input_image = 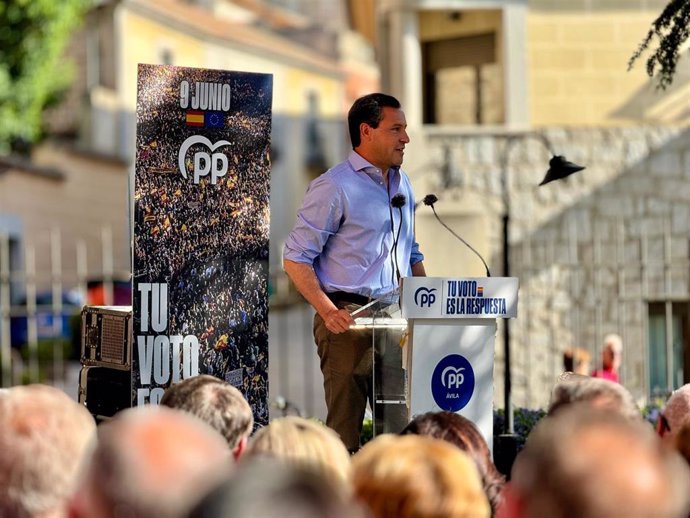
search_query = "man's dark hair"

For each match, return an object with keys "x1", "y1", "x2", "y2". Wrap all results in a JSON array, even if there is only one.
[
  {"x1": 160, "y1": 374, "x2": 253, "y2": 449},
  {"x1": 348, "y1": 93, "x2": 401, "y2": 148}
]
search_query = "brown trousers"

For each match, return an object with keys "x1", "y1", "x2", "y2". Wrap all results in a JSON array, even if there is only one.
[
  {"x1": 313, "y1": 302, "x2": 406, "y2": 451},
  {"x1": 314, "y1": 303, "x2": 373, "y2": 451}
]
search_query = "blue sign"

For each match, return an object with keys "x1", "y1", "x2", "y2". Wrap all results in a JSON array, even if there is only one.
[{"x1": 431, "y1": 354, "x2": 475, "y2": 411}]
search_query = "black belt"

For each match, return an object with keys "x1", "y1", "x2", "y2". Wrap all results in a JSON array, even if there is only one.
[{"x1": 326, "y1": 291, "x2": 370, "y2": 306}]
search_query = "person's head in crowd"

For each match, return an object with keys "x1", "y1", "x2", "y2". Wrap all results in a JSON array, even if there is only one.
[
  {"x1": 401, "y1": 411, "x2": 504, "y2": 517},
  {"x1": 605, "y1": 332, "x2": 623, "y2": 371},
  {"x1": 562, "y1": 346, "x2": 591, "y2": 375},
  {"x1": 189, "y1": 457, "x2": 364, "y2": 518},
  {"x1": 548, "y1": 375, "x2": 640, "y2": 420},
  {"x1": 160, "y1": 374, "x2": 253, "y2": 459},
  {"x1": 504, "y1": 405, "x2": 690, "y2": 518},
  {"x1": 0, "y1": 384, "x2": 96, "y2": 518},
  {"x1": 243, "y1": 416, "x2": 351, "y2": 488},
  {"x1": 592, "y1": 333, "x2": 623, "y2": 382},
  {"x1": 657, "y1": 383, "x2": 690, "y2": 444},
  {"x1": 68, "y1": 406, "x2": 232, "y2": 518},
  {"x1": 352, "y1": 434, "x2": 490, "y2": 518}
]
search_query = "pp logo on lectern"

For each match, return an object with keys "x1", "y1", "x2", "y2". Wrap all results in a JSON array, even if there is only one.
[
  {"x1": 414, "y1": 287, "x2": 437, "y2": 308},
  {"x1": 431, "y1": 354, "x2": 475, "y2": 411}
]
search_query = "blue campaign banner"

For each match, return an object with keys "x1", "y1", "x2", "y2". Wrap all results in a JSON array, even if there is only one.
[{"x1": 133, "y1": 64, "x2": 272, "y2": 428}]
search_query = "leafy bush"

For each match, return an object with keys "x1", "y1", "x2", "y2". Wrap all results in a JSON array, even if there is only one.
[
  {"x1": 493, "y1": 407, "x2": 547, "y2": 452},
  {"x1": 641, "y1": 396, "x2": 666, "y2": 428},
  {"x1": 360, "y1": 417, "x2": 373, "y2": 445}
]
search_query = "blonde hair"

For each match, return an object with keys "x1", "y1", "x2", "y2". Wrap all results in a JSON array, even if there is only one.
[
  {"x1": 563, "y1": 347, "x2": 591, "y2": 374},
  {"x1": 351, "y1": 434, "x2": 490, "y2": 518},
  {"x1": 244, "y1": 416, "x2": 352, "y2": 487}
]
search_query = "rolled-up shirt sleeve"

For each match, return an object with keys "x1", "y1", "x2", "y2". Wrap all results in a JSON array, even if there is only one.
[
  {"x1": 406, "y1": 190, "x2": 424, "y2": 266},
  {"x1": 283, "y1": 175, "x2": 342, "y2": 265},
  {"x1": 410, "y1": 240, "x2": 424, "y2": 266}
]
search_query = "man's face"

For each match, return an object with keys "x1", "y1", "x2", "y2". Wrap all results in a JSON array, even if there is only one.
[{"x1": 365, "y1": 106, "x2": 410, "y2": 170}]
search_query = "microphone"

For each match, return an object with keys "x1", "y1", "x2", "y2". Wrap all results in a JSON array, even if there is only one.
[
  {"x1": 389, "y1": 193, "x2": 407, "y2": 284},
  {"x1": 423, "y1": 194, "x2": 492, "y2": 277},
  {"x1": 391, "y1": 193, "x2": 407, "y2": 209},
  {"x1": 422, "y1": 194, "x2": 438, "y2": 206}
]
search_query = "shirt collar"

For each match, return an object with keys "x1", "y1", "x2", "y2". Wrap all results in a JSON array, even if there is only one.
[{"x1": 347, "y1": 150, "x2": 400, "y2": 178}]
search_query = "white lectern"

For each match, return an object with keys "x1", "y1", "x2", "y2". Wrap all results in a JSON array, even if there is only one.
[{"x1": 399, "y1": 277, "x2": 519, "y2": 450}]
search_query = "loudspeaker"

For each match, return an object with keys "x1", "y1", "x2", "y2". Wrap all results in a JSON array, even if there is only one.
[
  {"x1": 78, "y1": 366, "x2": 131, "y2": 421},
  {"x1": 81, "y1": 305, "x2": 132, "y2": 370},
  {"x1": 80, "y1": 305, "x2": 133, "y2": 421}
]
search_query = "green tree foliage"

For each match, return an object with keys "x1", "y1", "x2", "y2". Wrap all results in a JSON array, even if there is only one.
[
  {"x1": 0, "y1": 0, "x2": 89, "y2": 154},
  {"x1": 629, "y1": 0, "x2": 690, "y2": 90}
]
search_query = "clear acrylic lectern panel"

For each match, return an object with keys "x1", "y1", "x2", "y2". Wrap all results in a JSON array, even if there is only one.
[{"x1": 351, "y1": 291, "x2": 408, "y2": 437}]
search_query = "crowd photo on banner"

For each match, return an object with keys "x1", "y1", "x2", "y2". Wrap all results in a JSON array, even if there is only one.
[{"x1": 133, "y1": 65, "x2": 272, "y2": 426}]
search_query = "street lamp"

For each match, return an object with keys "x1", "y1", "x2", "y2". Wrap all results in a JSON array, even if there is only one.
[{"x1": 496, "y1": 133, "x2": 584, "y2": 473}]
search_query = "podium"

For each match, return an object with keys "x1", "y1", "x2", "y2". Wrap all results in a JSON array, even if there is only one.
[
  {"x1": 350, "y1": 291, "x2": 409, "y2": 437},
  {"x1": 354, "y1": 277, "x2": 518, "y2": 448}
]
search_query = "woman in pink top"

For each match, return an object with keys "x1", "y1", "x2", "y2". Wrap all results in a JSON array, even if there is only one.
[{"x1": 592, "y1": 333, "x2": 622, "y2": 383}]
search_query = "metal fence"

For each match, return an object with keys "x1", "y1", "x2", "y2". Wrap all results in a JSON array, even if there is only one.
[{"x1": 0, "y1": 228, "x2": 126, "y2": 390}]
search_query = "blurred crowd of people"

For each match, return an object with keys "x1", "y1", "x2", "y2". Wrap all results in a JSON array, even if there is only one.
[{"x1": 2, "y1": 371, "x2": 690, "y2": 518}]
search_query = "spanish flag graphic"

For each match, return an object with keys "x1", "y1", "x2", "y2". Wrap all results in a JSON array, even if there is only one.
[{"x1": 185, "y1": 110, "x2": 204, "y2": 127}]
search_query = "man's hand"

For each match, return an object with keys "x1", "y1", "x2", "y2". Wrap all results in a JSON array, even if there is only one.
[
  {"x1": 322, "y1": 307, "x2": 355, "y2": 334},
  {"x1": 282, "y1": 260, "x2": 357, "y2": 333}
]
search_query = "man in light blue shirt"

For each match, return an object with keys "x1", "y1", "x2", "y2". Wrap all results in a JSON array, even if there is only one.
[{"x1": 283, "y1": 93, "x2": 426, "y2": 450}]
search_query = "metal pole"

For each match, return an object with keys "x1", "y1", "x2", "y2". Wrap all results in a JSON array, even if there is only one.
[
  {"x1": 502, "y1": 213, "x2": 513, "y2": 434},
  {"x1": 0, "y1": 233, "x2": 11, "y2": 387},
  {"x1": 499, "y1": 136, "x2": 515, "y2": 437},
  {"x1": 495, "y1": 145, "x2": 519, "y2": 479}
]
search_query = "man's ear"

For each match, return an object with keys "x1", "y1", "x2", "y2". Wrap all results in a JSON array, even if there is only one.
[
  {"x1": 232, "y1": 435, "x2": 248, "y2": 460},
  {"x1": 360, "y1": 122, "x2": 372, "y2": 143}
]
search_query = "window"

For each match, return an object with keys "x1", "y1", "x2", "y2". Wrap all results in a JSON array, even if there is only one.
[
  {"x1": 423, "y1": 32, "x2": 502, "y2": 125},
  {"x1": 648, "y1": 302, "x2": 689, "y2": 397},
  {"x1": 415, "y1": 6, "x2": 528, "y2": 127}
]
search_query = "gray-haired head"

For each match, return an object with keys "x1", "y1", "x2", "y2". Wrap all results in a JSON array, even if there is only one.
[{"x1": 548, "y1": 376, "x2": 639, "y2": 420}]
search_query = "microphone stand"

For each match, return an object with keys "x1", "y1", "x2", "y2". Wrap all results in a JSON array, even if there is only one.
[{"x1": 426, "y1": 200, "x2": 491, "y2": 277}]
